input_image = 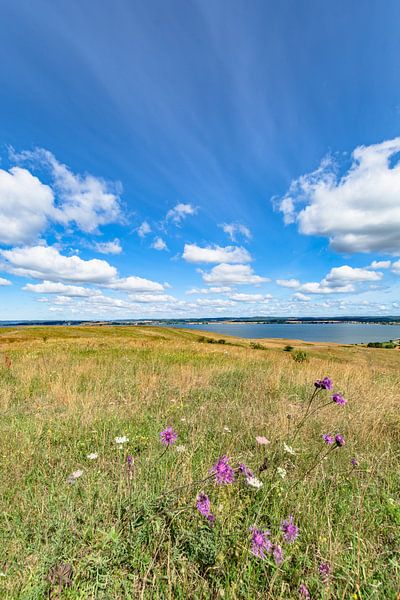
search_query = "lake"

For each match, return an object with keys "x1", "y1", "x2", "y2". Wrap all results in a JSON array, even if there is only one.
[{"x1": 170, "y1": 322, "x2": 400, "y2": 344}]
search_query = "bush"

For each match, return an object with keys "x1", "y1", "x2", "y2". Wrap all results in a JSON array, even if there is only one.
[
  {"x1": 250, "y1": 342, "x2": 265, "y2": 350},
  {"x1": 367, "y1": 341, "x2": 396, "y2": 349},
  {"x1": 283, "y1": 345, "x2": 294, "y2": 352},
  {"x1": 292, "y1": 350, "x2": 308, "y2": 363}
]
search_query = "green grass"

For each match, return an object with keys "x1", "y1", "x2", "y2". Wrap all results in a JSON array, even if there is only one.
[{"x1": 0, "y1": 326, "x2": 399, "y2": 599}]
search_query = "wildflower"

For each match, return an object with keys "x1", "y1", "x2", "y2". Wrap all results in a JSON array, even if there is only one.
[
  {"x1": 277, "y1": 467, "x2": 287, "y2": 479},
  {"x1": 196, "y1": 492, "x2": 211, "y2": 516},
  {"x1": 115, "y1": 436, "x2": 129, "y2": 445},
  {"x1": 322, "y1": 434, "x2": 334, "y2": 445},
  {"x1": 299, "y1": 584, "x2": 310, "y2": 598},
  {"x1": 281, "y1": 515, "x2": 299, "y2": 543},
  {"x1": 351, "y1": 457, "x2": 358, "y2": 467},
  {"x1": 223, "y1": 426, "x2": 231, "y2": 433},
  {"x1": 87, "y1": 453, "x2": 98, "y2": 460},
  {"x1": 127, "y1": 455, "x2": 134, "y2": 467},
  {"x1": 272, "y1": 543, "x2": 284, "y2": 566},
  {"x1": 210, "y1": 455, "x2": 235, "y2": 485},
  {"x1": 314, "y1": 377, "x2": 333, "y2": 390},
  {"x1": 284, "y1": 442, "x2": 296, "y2": 455},
  {"x1": 319, "y1": 561, "x2": 331, "y2": 583},
  {"x1": 246, "y1": 476, "x2": 263, "y2": 489},
  {"x1": 239, "y1": 463, "x2": 254, "y2": 479},
  {"x1": 332, "y1": 393, "x2": 347, "y2": 406},
  {"x1": 256, "y1": 436, "x2": 270, "y2": 445},
  {"x1": 67, "y1": 469, "x2": 83, "y2": 484},
  {"x1": 250, "y1": 526, "x2": 272, "y2": 559},
  {"x1": 160, "y1": 426, "x2": 178, "y2": 446},
  {"x1": 175, "y1": 444, "x2": 186, "y2": 453},
  {"x1": 335, "y1": 434, "x2": 345, "y2": 447}
]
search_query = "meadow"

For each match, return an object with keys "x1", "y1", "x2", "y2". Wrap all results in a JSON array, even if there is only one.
[{"x1": 0, "y1": 325, "x2": 399, "y2": 599}]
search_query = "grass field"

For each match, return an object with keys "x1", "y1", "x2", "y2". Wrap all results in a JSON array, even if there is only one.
[{"x1": 0, "y1": 326, "x2": 399, "y2": 599}]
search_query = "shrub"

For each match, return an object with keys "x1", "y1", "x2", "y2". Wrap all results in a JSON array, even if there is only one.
[
  {"x1": 283, "y1": 345, "x2": 294, "y2": 352},
  {"x1": 250, "y1": 342, "x2": 265, "y2": 350},
  {"x1": 292, "y1": 350, "x2": 308, "y2": 363}
]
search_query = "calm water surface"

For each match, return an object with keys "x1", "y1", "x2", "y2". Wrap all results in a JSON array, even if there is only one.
[{"x1": 170, "y1": 323, "x2": 400, "y2": 344}]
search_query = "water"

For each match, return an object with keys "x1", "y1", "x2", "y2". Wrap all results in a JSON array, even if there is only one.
[{"x1": 170, "y1": 322, "x2": 400, "y2": 344}]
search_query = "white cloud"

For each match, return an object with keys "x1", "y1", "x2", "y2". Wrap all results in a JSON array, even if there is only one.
[
  {"x1": 1, "y1": 245, "x2": 117, "y2": 283},
  {"x1": 0, "y1": 167, "x2": 55, "y2": 245},
  {"x1": 105, "y1": 276, "x2": 165, "y2": 292},
  {"x1": 392, "y1": 259, "x2": 400, "y2": 274},
  {"x1": 276, "y1": 138, "x2": 400, "y2": 253},
  {"x1": 166, "y1": 203, "x2": 197, "y2": 224},
  {"x1": 276, "y1": 278, "x2": 300, "y2": 289},
  {"x1": 128, "y1": 293, "x2": 175, "y2": 303},
  {"x1": 279, "y1": 265, "x2": 383, "y2": 295},
  {"x1": 14, "y1": 148, "x2": 122, "y2": 234},
  {"x1": 23, "y1": 281, "x2": 101, "y2": 297},
  {"x1": 220, "y1": 222, "x2": 251, "y2": 242},
  {"x1": 369, "y1": 260, "x2": 391, "y2": 269},
  {"x1": 293, "y1": 292, "x2": 311, "y2": 302},
  {"x1": 152, "y1": 237, "x2": 168, "y2": 251},
  {"x1": 183, "y1": 243, "x2": 251, "y2": 264},
  {"x1": 0, "y1": 277, "x2": 11, "y2": 286},
  {"x1": 201, "y1": 263, "x2": 269, "y2": 285},
  {"x1": 229, "y1": 293, "x2": 271, "y2": 302},
  {"x1": 93, "y1": 239, "x2": 122, "y2": 255},
  {"x1": 137, "y1": 221, "x2": 151, "y2": 237},
  {"x1": 186, "y1": 286, "x2": 233, "y2": 295}
]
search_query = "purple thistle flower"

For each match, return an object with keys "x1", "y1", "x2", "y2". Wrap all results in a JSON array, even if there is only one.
[
  {"x1": 127, "y1": 455, "x2": 134, "y2": 467},
  {"x1": 319, "y1": 561, "x2": 331, "y2": 583},
  {"x1": 196, "y1": 492, "x2": 211, "y2": 517},
  {"x1": 272, "y1": 543, "x2": 284, "y2": 566},
  {"x1": 332, "y1": 393, "x2": 346, "y2": 406},
  {"x1": 160, "y1": 426, "x2": 178, "y2": 446},
  {"x1": 207, "y1": 514, "x2": 216, "y2": 525},
  {"x1": 351, "y1": 457, "x2": 358, "y2": 467},
  {"x1": 280, "y1": 515, "x2": 299, "y2": 543},
  {"x1": 335, "y1": 434, "x2": 345, "y2": 447},
  {"x1": 322, "y1": 434, "x2": 334, "y2": 445},
  {"x1": 299, "y1": 584, "x2": 310, "y2": 599},
  {"x1": 314, "y1": 377, "x2": 333, "y2": 390},
  {"x1": 250, "y1": 526, "x2": 272, "y2": 559},
  {"x1": 210, "y1": 455, "x2": 235, "y2": 485},
  {"x1": 239, "y1": 463, "x2": 254, "y2": 479}
]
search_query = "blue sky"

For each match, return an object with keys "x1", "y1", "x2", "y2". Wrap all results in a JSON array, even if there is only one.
[{"x1": 1, "y1": 0, "x2": 400, "y2": 320}]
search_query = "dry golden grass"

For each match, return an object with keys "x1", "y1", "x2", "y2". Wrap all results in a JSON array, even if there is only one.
[{"x1": 0, "y1": 326, "x2": 399, "y2": 598}]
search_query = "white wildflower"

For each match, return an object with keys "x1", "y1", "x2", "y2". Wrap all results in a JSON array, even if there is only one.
[
  {"x1": 246, "y1": 476, "x2": 263, "y2": 489},
  {"x1": 283, "y1": 443, "x2": 296, "y2": 455},
  {"x1": 277, "y1": 467, "x2": 287, "y2": 479},
  {"x1": 175, "y1": 445, "x2": 186, "y2": 453},
  {"x1": 115, "y1": 436, "x2": 129, "y2": 445},
  {"x1": 223, "y1": 426, "x2": 231, "y2": 433},
  {"x1": 87, "y1": 452, "x2": 98, "y2": 460},
  {"x1": 67, "y1": 469, "x2": 83, "y2": 484}
]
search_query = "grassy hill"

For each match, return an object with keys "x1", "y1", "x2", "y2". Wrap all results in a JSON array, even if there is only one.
[{"x1": 0, "y1": 326, "x2": 399, "y2": 598}]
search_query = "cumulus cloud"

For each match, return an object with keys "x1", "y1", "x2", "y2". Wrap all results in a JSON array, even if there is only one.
[
  {"x1": 23, "y1": 281, "x2": 101, "y2": 297},
  {"x1": 105, "y1": 276, "x2": 164, "y2": 292},
  {"x1": 276, "y1": 278, "x2": 300, "y2": 289},
  {"x1": 229, "y1": 293, "x2": 272, "y2": 302},
  {"x1": 201, "y1": 263, "x2": 269, "y2": 285},
  {"x1": 1, "y1": 245, "x2": 165, "y2": 292},
  {"x1": 392, "y1": 259, "x2": 400, "y2": 274},
  {"x1": 183, "y1": 243, "x2": 251, "y2": 264},
  {"x1": 137, "y1": 221, "x2": 151, "y2": 237},
  {"x1": 0, "y1": 167, "x2": 55, "y2": 245},
  {"x1": 186, "y1": 286, "x2": 232, "y2": 295},
  {"x1": 14, "y1": 148, "x2": 122, "y2": 234},
  {"x1": 166, "y1": 203, "x2": 197, "y2": 225},
  {"x1": 220, "y1": 223, "x2": 251, "y2": 242},
  {"x1": 0, "y1": 277, "x2": 11, "y2": 286},
  {"x1": 278, "y1": 265, "x2": 383, "y2": 295},
  {"x1": 152, "y1": 237, "x2": 168, "y2": 251},
  {"x1": 276, "y1": 137, "x2": 400, "y2": 253},
  {"x1": 293, "y1": 292, "x2": 311, "y2": 302},
  {"x1": 1, "y1": 245, "x2": 117, "y2": 283},
  {"x1": 369, "y1": 260, "x2": 391, "y2": 269},
  {"x1": 93, "y1": 239, "x2": 122, "y2": 255},
  {"x1": 128, "y1": 293, "x2": 175, "y2": 303}
]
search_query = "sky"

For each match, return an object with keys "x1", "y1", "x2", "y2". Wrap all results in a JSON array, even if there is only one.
[{"x1": 1, "y1": 0, "x2": 400, "y2": 320}]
